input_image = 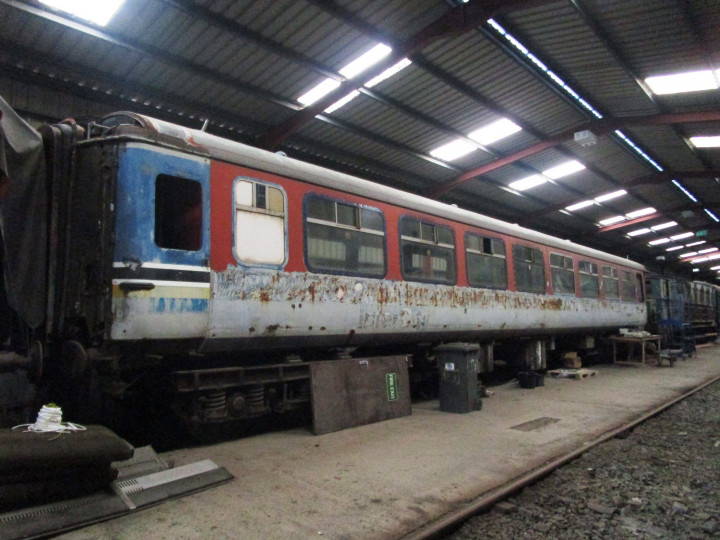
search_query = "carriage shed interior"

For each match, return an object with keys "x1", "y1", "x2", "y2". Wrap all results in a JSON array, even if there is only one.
[{"x1": 0, "y1": 0, "x2": 719, "y2": 284}]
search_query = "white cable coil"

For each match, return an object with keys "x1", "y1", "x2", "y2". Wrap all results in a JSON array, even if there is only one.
[{"x1": 12, "y1": 404, "x2": 86, "y2": 433}]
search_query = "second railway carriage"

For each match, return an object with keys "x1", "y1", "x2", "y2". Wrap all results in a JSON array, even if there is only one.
[{"x1": 0, "y1": 106, "x2": 647, "y2": 428}]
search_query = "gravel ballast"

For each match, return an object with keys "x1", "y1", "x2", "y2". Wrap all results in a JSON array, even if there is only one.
[{"x1": 446, "y1": 378, "x2": 720, "y2": 539}]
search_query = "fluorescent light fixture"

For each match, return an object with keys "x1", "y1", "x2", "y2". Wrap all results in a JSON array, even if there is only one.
[
  {"x1": 698, "y1": 247, "x2": 718, "y2": 254},
  {"x1": 645, "y1": 69, "x2": 718, "y2": 95},
  {"x1": 543, "y1": 160, "x2": 585, "y2": 179},
  {"x1": 670, "y1": 232, "x2": 695, "y2": 241},
  {"x1": 693, "y1": 268, "x2": 700, "y2": 272},
  {"x1": 509, "y1": 174, "x2": 547, "y2": 191},
  {"x1": 565, "y1": 200, "x2": 594, "y2": 212},
  {"x1": 625, "y1": 207, "x2": 656, "y2": 219},
  {"x1": 339, "y1": 44, "x2": 392, "y2": 79},
  {"x1": 430, "y1": 140, "x2": 476, "y2": 161},
  {"x1": 298, "y1": 78, "x2": 341, "y2": 106},
  {"x1": 649, "y1": 238, "x2": 671, "y2": 246},
  {"x1": 39, "y1": 0, "x2": 126, "y2": 25},
  {"x1": 690, "y1": 135, "x2": 720, "y2": 148},
  {"x1": 594, "y1": 190, "x2": 627, "y2": 203},
  {"x1": 599, "y1": 215, "x2": 626, "y2": 226},
  {"x1": 705, "y1": 209, "x2": 720, "y2": 222},
  {"x1": 651, "y1": 221, "x2": 677, "y2": 231},
  {"x1": 365, "y1": 58, "x2": 412, "y2": 88},
  {"x1": 711, "y1": 265, "x2": 720, "y2": 271},
  {"x1": 671, "y1": 179, "x2": 699, "y2": 202},
  {"x1": 468, "y1": 118, "x2": 522, "y2": 146},
  {"x1": 686, "y1": 241, "x2": 706, "y2": 247},
  {"x1": 627, "y1": 228, "x2": 652, "y2": 237},
  {"x1": 666, "y1": 245, "x2": 684, "y2": 252},
  {"x1": 680, "y1": 252, "x2": 698, "y2": 258},
  {"x1": 298, "y1": 43, "x2": 392, "y2": 106}
]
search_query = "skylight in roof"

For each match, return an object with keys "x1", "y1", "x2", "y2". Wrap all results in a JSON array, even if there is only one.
[
  {"x1": 565, "y1": 200, "x2": 594, "y2": 212},
  {"x1": 543, "y1": 160, "x2": 585, "y2": 179},
  {"x1": 627, "y1": 228, "x2": 651, "y2": 237},
  {"x1": 686, "y1": 241, "x2": 706, "y2": 247},
  {"x1": 651, "y1": 221, "x2": 677, "y2": 231},
  {"x1": 690, "y1": 136, "x2": 720, "y2": 148},
  {"x1": 594, "y1": 190, "x2": 627, "y2": 203},
  {"x1": 625, "y1": 207, "x2": 656, "y2": 219},
  {"x1": 670, "y1": 232, "x2": 695, "y2": 241},
  {"x1": 666, "y1": 245, "x2": 684, "y2": 252},
  {"x1": 509, "y1": 174, "x2": 546, "y2": 191},
  {"x1": 680, "y1": 252, "x2": 698, "y2": 258},
  {"x1": 468, "y1": 118, "x2": 522, "y2": 145},
  {"x1": 298, "y1": 43, "x2": 392, "y2": 106},
  {"x1": 598, "y1": 215, "x2": 626, "y2": 226},
  {"x1": 705, "y1": 209, "x2": 720, "y2": 222},
  {"x1": 645, "y1": 69, "x2": 719, "y2": 95},
  {"x1": 430, "y1": 140, "x2": 477, "y2": 161},
  {"x1": 671, "y1": 179, "x2": 699, "y2": 202},
  {"x1": 565, "y1": 189, "x2": 628, "y2": 214},
  {"x1": 39, "y1": 0, "x2": 126, "y2": 25},
  {"x1": 698, "y1": 247, "x2": 718, "y2": 254},
  {"x1": 648, "y1": 238, "x2": 671, "y2": 246}
]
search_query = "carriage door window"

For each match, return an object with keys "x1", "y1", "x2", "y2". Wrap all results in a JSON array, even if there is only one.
[
  {"x1": 465, "y1": 233, "x2": 507, "y2": 289},
  {"x1": 602, "y1": 266, "x2": 619, "y2": 299},
  {"x1": 579, "y1": 260, "x2": 599, "y2": 298},
  {"x1": 512, "y1": 244, "x2": 545, "y2": 294},
  {"x1": 155, "y1": 174, "x2": 202, "y2": 251},
  {"x1": 620, "y1": 271, "x2": 636, "y2": 301},
  {"x1": 550, "y1": 253, "x2": 575, "y2": 295},
  {"x1": 233, "y1": 179, "x2": 286, "y2": 266},
  {"x1": 400, "y1": 217, "x2": 456, "y2": 284}
]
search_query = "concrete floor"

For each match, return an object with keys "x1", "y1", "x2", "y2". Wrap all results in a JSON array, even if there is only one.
[{"x1": 58, "y1": 347, "x2": 720, "y2": 540}]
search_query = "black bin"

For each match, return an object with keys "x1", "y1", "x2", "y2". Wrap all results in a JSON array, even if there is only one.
[{"x1": 436, "y1": 343, "x2": 482, "y2": 413}]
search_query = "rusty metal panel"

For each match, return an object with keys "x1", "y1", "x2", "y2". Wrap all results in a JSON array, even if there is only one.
[{"x1": 310, "y1": 355, "x2": 411, "y2": 435}]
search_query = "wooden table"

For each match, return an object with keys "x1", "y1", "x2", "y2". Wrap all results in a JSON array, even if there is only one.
[{"x1": 610, "y1": 334, "x2": 662, "y2": 365}]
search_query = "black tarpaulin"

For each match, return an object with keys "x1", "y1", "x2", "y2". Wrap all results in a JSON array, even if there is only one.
[{"x1": 0, "y1": 96, "x2": 47, "y2": 330}]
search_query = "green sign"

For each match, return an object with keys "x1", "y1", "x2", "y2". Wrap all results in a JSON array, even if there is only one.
[
  {"x1": 386, "y1": 373, "x2": 398, "y2": 401},
  {"x1": 696, "y1": 230, "x2": 707, "y2": 237}
]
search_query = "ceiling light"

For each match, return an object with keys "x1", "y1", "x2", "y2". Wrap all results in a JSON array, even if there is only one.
[
  {"x1": 666, "y1": 246, "x2": 684, "y2": 252},
  {"x1": 594, "y1": 190, "x2": 627, "y2": 203},
  {"x1": 430, "y1": 140, "x2": 476, "y2": 161},
  {"x1": 686, "y1": 241, "x2": 706, "y2": 247},
  {"x1": 711, "y1": 265, "x2": 720, "y2": 271},
  {"x1": 543, "y1": 160, "x2": 585, "y2": 179},
  {"x1": 298, "y1": 78, "x2": 341, "y2": 106},
  {"x1": 627, "y1": 228, "x2": 652, "y2": 237},
  {"x1": 509, "y1": 174, "x2": 547, "y2": 191},
  {"x1": 645, "y1": 69, "x2": 719, "y2": 95},
  {"x1": 698, "y1": 247, "x2": 718, "y2": 254},
  {"x1": 39, "y1": 0, "x2": 126, "y2": 25},
  {"x1": 565, "y1": 200, "x2": 594, "y2": 212},
  {"x1": 690, "y1": 136, "x2": 720, "y2": 148},
  {"x1": 680, "y1": 252, "x2": 698, "y2": 258},
  {"x1": 648, "y1": 238, "x2": 671, "y2": 246},
  {"x1": 599, "y1": 215, "x2": 626, "y2": 226},
  {"x1": 324, "y1": 90, "x2": 360, "y2": 114},
  {"x1": 670, "y1": 232, "x2": 695, "y2": 241},
  {"x1": 625, "y1": 207, "x2": 656, "y2": 219},
  {"x1": 651, "y1": 221, "x2": 677, "y2": 231},
  {"x1": 468, "y1": 118, "x2": 522, "y2": 146}
]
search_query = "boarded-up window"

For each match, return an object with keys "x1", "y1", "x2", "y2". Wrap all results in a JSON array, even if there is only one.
[
  {"x1": 513, "y1": 244, "x2": 545, "y2": 294},
  {"x1": 550, "y1": 253, "x2": 575, "y2": 295},
  {"x1": 466, "y1": 233, "x2": 507, "y2": 289},
  {"x1": 400, "y1": 217, "x2": 455, "y2": 284},
  {"x1": 234, "y1": 179, "x2": 286, "y2": 265},
  {"x1": 155, "y1": 174, "x2": 202, "y2": 251},
  {"x1": 305, "y1": 195, "x2": 385, "y2": 277}
]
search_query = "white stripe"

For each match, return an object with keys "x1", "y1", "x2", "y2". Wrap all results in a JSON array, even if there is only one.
[
  {"x1": 113, "y1": 262, "x2": 211, "y2": 273},
  {"x1": 113, "y1": 279, "x2": 210, "y2": 288}
]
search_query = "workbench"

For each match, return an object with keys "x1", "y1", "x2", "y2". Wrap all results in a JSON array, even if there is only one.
[{"x1": 609, "y1": 334, "x2": 661, "y2": 365}]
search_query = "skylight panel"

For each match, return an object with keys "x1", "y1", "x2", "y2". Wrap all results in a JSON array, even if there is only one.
[
  {"x1": 648, "y1": 238, "x2": 671, "y2": 246},
  {"x1": 430, "y1": 140, "x2": 476, "y2": 162},
  {"x1": 565, "y1": 200, "x2": 593, "y2": 212},
  {"x1": 468, "y1": 118, "x2": 522, "y2": 146},
  {"x1": 599, "y1": 215, "x2": 626, "y2": 226},
  {"x1": 690, "y1": 136, "x2": 720, "y2": 148},
  {"x1": 651, "y1": 221, "x2": 677, "y2": 231},
  {"x1": 594, "y1": 190, "x2": 627, "y2": 203},
  {"x1": 680, "y1": 252, "x2": 698, "y2": 258},
  {"x1": 543, "y1": 160, "x2": 585, "y2": 180},
  {"x1": 671, "y1": 179, "x2": 699, "y2": 202},
  {"x1": 686, "y1": 241, "x2": 706, "y2": 247},
  {"x1": 39, "y1": 0, "x2": 126, "y2": 25},
  {"x1": 509, "y1": 174, "x2": 547, "y2": 191},
  {"x1": 365, "y1": 58, "x2": 412, "y2": 88},
  {"x1": 698, "y1": 247, "x2": 718, "y2": 254},
  {"x1": 627, "y1": 228, "x2": 651, "y2": 237},
  {"x1": 705, "y1": 209, "x2": 720, "y2": 222},
  {"x1": 666, "y1": 245, "x2": 684, "y2": 252},
  {"x1": 645, "y1": 69, "x2": 719, "y2": 95},
  {"x1": 625, "y1": 207, "x2": 656, "y2": 219},
  {"x1": 324, "y1": 90, "x2": 360, "y2": 114},
  {"x1": 298, "y1": 43, "x2": 392, "y2": 106},
  {"x1": 670, "y1": 232, "x2": 695, "y2": 241}
]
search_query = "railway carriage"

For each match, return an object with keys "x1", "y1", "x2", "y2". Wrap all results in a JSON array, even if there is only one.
[{"x1": 0, "y1": 104, "x2": 647, "y2": 428}]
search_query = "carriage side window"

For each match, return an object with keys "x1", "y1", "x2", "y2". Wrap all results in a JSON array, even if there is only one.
[
  {"x1": 400, "y1": 217, "x2": 456, "y2": 284},
  {"x1": 465, "y1": 233, "x2": 507, "y2": 289},
  {"x1": 155, "y1": 174, "x2": 202, "y2": 251},
  {"x1": 550, "y1": 253, "x2": 575, "y2": 295},
  {"x1": 512, "y1": 244, "x2": 545, "y2": 294},
  {"x1": 579, "y1": 260, "x2": 599, "y2": 298},
  {"x1": 620, "y1": 270, "x2": 636, "y2": 301},
  {"x1": 602, "y1": 266, "x2": 619, "y2": 299},
  {"x1": 234, "y1": 179, "x2": 286, "y2": 266},
  {"x1": 304, "y1": 195, "x2": 386, "y2": 277}
]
